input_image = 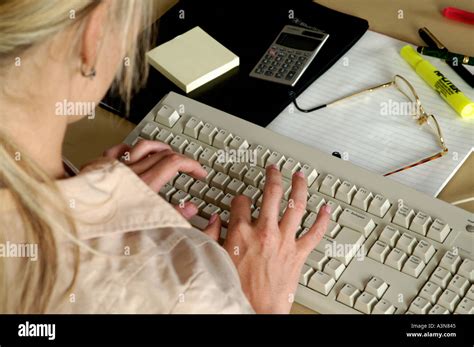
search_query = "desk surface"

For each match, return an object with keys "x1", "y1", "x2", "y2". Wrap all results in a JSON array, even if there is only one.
[{"x1": 63, "y1": 0, "x2": 474, "y2": 314}]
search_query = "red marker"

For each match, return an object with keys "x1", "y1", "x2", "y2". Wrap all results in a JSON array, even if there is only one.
[{"x1": 442, "y1": 7, "x2": 474, "y2": 25}]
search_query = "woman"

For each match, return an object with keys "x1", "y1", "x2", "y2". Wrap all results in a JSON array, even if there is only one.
[{"x1": 0, "y1": 0, "x2": 330, "y2": 313}]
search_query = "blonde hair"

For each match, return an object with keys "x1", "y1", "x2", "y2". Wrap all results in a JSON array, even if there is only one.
[{"x1": 0, "y1": 0, "x2": 155, "y2": 313}]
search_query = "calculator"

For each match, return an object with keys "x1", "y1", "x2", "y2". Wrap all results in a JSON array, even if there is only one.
[{"x1": 249, "y1": 25, "x2": 329, "y2": 86}]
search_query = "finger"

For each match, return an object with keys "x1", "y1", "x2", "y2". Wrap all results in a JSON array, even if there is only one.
[
  {"x1": 140, "y1": 152, "x2": 206, "y2": 192},
  {"x1": 279, "y1": 171, "x2": 308, "y2": 237},
  {"x1": 228, "y1": 195, "x2": 252, "y2": 229},
  {"x1": 127, "y1": 140, "x2": 171, "y2": 164},
  {"x1": 202, "y1": 213, "x2": 221, "y2": 241},
  {"x1": 257, "y1": 165, "x2": 283, "y2": 226},
  {"x1": 128, "y1": 149, "x2": 173, "y2": 175},
  {"x1": 297, "y1": 204, "x2": 331, "y2": 255},
  {"x1": 174, "y1": 201, "x2": 198, "y2": 220},
  {"x1": 103, "y1": 143, "x2": 131, "y2": 159}
]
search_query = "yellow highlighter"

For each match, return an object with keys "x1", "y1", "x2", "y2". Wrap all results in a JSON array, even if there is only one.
[{"x1": 400, "y1": 45, "x2": 474, "y2": 119}]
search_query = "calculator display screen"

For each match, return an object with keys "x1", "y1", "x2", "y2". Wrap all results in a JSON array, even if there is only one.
[{"x1": 276, "y1": 32, "x2": 320, "y2": 51}]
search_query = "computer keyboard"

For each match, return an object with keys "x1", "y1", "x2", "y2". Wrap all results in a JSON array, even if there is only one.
[{"x1": 124, "y1": 91, "x2": 473, "y2": 314}]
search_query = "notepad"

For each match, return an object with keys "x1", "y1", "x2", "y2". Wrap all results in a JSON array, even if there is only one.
[
  {"x1": 268, "y1": 31, "x2": 474, "y2": 197},
  {"x1": 147, "y1": 26, "x2": 239, "y2": 93}
]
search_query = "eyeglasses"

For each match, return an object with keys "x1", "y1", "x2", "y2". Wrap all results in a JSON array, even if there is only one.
[{"x1": 290, "y1": 75, "x2": 448, "y2": 176}]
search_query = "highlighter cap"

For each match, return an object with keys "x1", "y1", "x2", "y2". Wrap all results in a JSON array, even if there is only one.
[{"x1": 400, "y1": 45, "x2": 423, "y2": 68}]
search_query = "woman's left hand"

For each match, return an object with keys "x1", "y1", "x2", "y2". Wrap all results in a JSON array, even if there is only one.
[{"x1": 85, "y1": 140, "x2": 207, "y2": 220}]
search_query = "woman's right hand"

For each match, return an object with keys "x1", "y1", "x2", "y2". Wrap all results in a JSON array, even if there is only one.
[{"x1": 206, "y1": 165, "x2": 331, "y2": 314}]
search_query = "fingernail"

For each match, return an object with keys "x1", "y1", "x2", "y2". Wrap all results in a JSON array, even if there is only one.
[
  {"x1": 208, "y1": 213, "x2": 218, "y2": 225},
  {"x1": 323, "y1": 204, "x2": 332, "y2": 214},
  {"x1": 295, "y1": 170, "x2": 305, "y2": 178},
  {"x1": 268, "y1": 164, "x2": 279, "y2": 171}
]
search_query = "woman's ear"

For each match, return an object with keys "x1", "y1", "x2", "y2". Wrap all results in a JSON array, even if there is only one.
[{"x1": 80, "y1": 0, "x2": 110, "y2": 73}]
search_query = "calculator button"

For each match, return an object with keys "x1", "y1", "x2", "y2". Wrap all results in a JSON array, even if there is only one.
[
  {"x1": 285, "y1": 59, "x2": 293, "y2": 63},
  {"x1": 286, "y1": 72, "x2": 295, "y2": 79},
  {"x1": 289, "y1": 54, "x2": 296, "y2": 59},
  {"x1": 264, "y1": 71, "x2": 273, "y2": 76},
  {"x1": 275, "y1": 73, "x2": 283, "y2": 78},
  {"x1": 262, "y1": 59, "x2": 269, "y2": 64},
  {"x1": 255, "y1": 69, "x2": 263, "y2": 74}
]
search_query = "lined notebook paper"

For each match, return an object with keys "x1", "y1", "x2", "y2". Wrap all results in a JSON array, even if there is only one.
[{"x1": 268, "y1": 31, "x2": 474, "y2": 197}]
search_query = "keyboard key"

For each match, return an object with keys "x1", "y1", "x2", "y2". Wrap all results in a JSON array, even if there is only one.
[
  {"x1": 409, "y1": 211, "x2": 432, "y2": 236},
  {"x1": 201, "y1": 165, "x2": 216, "y2": 184},
  {"x1": 299, "y1": 164, "x2": 318, "y2": 186},
  {"x1": 174, "y1": 173, "x2": 194, "y2": 192},
  {"x1": 332, "y1": 227, "x2": 365, "y2": 265},
  {"x1": 214, "y1": 129, "x2": 233, "y2": 148},
  {"x1": 439, "y1": 251, "x2": 461, "y2": 273},
  {"x1": 447, "y1": 274, "x2": 469, "y2": 297},
  {"x1": 170, "y1": 190, "x2": 191, "y2": 205},
  {"x1": 427, "y1": 218, "x2": 451, "y2": 242},
  {"x1": 219, "y1": 193, "x2": 235, "y2": 210},
  {"x1": 385, "y1": 248, "x2": 408, "y2": 271},
  {"x1": 430, "y1": 266, "x2": 452, "y2": 289},
  {"x1": 155, "y1": 128, "x2": 174, "y2": 143},
  {"x1": 323, "y1": 258, "x2": 345, "y2": 280},
  {"x1": 243, "y1": 167, "x2": 264, "y2": 186},
  {"x1": 303, "y1": 212, "x2": 317, "y2": 229},
  {"x1": 428, "y1": 304, "x2": 449, "y2": 314},
  {"x1": 402, "y1": 255, "x2": 425, "y2": 277},
  {"x1": 326, "y1": 220, "x2": 342, "y2": 238},
  {"x1": 266, "y1": 151, "x2": 286, "y2": 169},
  {"x1": 219, "y1": 210, "x2": 231, "y2": 227},
  {"x1": 367, "y1": 194, "x2": 391, "y2": 217},
  {"x1": 392, "y1": 205, "x2": 415, "y2": 229},
  {"x1": 228, "y1": 136, "x2": 249, "y2": 150},
  {"x1": 325, "y1": 201, "x2": 343, "y2": 221},
  {"x1": 337, "y1": 283, "x2": 361, "y2": 307},
  {"x1": 454, "y1": 297, "x2": 473, "y2": 314},
  {"x1": 305, "y1": 250, "x2": 329, "y2": 271},
  {"x1": 198, "y1": 123, "x2": 218, "y2": 144},
  {"x1": 365, "y1": 276, "x2": 388, "y2": 299},
  {"x1": 335, "y1": 181, "x2": 357, "y2": 204},
  {"x1": 457, "y1": 259, "x2": 473, "y2": 281},
  {"x1": 170, "y1": 135, "x2": 189, "y2": 153},
  {"x1": 437, "y1": 289, "x2": 460, "y2": 312},
  {"x1": 204, "y1": 187, "x2": 225, "y2": 205},
  {"x1": 201, "y1": 203, "x2": 221, "y2": 218},
  {"x1": 412, "y1": 240, "x2": 436, "y2": 263},
  {"x1": 211, "y1": 172, "x2": 231, "y2": 190},
  {"x1": 189, "y1": 196, "x2": 206, "y2": 210},
  {"x1": 299, "y1": 264, "x2": 315, "y2": 286},
  {"x1": 229, "y1": 163, "x2": 248, "y2": 180},
  {"x1": 319, "y1": 174, "x2": 341, "y2": 197},
  {"x1": 281, "y1": 158, "x2": 301, "y2": 178},
  {"x1": 159, "y1": 183, "x2": 176, "y2": 202},
  {"x1": 396, "y1": 232, "x2": 417, "y2": 254},
  {"x1": 409, "y1": 296, "x2": 432, "y2": 314},
  {"x1": 351, "y1": 188, "x2": 373, "y2": 211},
  {"x1": 155, "y1": 104, "x2": 180, "y2": 127},
  {"x1": 183, "y1": 117, "x2": 203, "y2": 138},
  {"x1": 140, "y1": 122, "x2": 160, "y2": 139},
  {"x1": 354, "y1": 292, "x2": 378, "y2": 314},
  {"x1": 242, "y1": 185, "x2": 261, "y2": 204},
  {"x1": 306, "y1": 194, "x2": 325, "y2": 213},
  {"x1": 368, "y1": 240, "x2": 390, "y2": 263},
  {"x1": 379, "y1": 225, "x2": 400, "y2": 247},
  {"x1": 308, "y1": 271, "x2": 335, "y2": 295},
  {"x1": 419, "y1": 281, "x2": 442, "y2": 304},
  {"x1": 372, "y1": 299, "x2": 396, "y2": 314},
  {"x1": 338, "y1": 208, "x2": 376, "y2": 237},
  {"x1": 467, "y1": 285, "x2": 474, "y2": 300},
  {"x1": 226, "y1": 178, "x2": 246, "y2": 195},
  {"x1": 250, "y1": 144, "x2": 271, "y2": 167},
  {"x1": 315, "y1": 235, "x2": 335, "y2": 256},
  {"x1": 199, "y1": 148, "x2": 218, "y2": 166},
  {"x1": 184, "y1": 142, "x2": 203, "y2": 160}
]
